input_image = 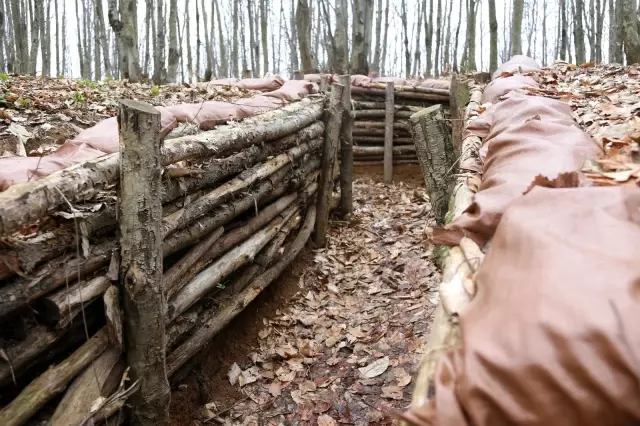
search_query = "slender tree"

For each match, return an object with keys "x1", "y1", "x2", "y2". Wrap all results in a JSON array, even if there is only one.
[
  {"x1": 167, "y1": 0, "x2": 179, "y2": 81},
  {"x1": 261, "y1": 0, "x2": 269, "y2": 75},
  {"x1": 425, "y1": 0, "x2": 433, "y2": 76},
  {"x1": 621, "y1": 0, "x2": 640, "y2": 63},
  {"x1": 573, "y1": 0, "x2": 586, "y2": 63},
  {"x1": 434, "y1": 0, "x2": 442, "y2": 75},
  {"x1": 296, "y1": 0, "x2": 315, "y2": 72},
  {"x1": 510, "y1": 0, "x2": 524, "y2": 56},
  {"x1": 372, "y1": 0, "x2": 383, "y2": 72},
  {"x1": 152, "y1": 0, "x2": 165, "y2": 83},
  {"x1": 488, "y1": 0, "x2": 498, "y2": 72}
]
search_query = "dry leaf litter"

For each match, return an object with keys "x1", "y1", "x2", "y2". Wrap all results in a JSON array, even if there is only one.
[{"x1": 194, "y1": 173, "x2": 440, "y2": 426}]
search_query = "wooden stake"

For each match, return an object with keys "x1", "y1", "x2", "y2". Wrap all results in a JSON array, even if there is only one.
[
  {"x1": 319, "y1": 75, "x2": 330, "y2": 92},
  {"x1": 449, "y1": 74, "x2": 471, "y2": 155},
  {"x1": 338, "y1": 75, "x2": 353, "y2": 216},
  {"x1": 409, "y1": 104, "x2": 456, "y2": 225},
  {"x1": 117, "y1": 100, "x2": 170, "y2": 425},
  {"x1": 314, "y1": 83, "x2": 344, "y2": 246},
  {"x1": 384, "y1": 82, "x2": 395, "y2": 183}
]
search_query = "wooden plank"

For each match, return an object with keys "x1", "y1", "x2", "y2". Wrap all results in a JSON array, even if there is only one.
[{"x1": 384, "y1": 82, "x2": 395, "y2": 183}]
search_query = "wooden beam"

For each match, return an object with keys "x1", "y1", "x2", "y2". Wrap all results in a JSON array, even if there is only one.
[
  {"x1": 384, "y1": 82, "x2": 395, "y2": 183},
  {"x1": 314, "y1": 83, "x2": 344, "y2": 246},
  {"x1": 117, "y1": 99, "x2": 170, "y2": 425},
  {"x1": 338, "y1": 75, "x2": 354, "y2": 216}
]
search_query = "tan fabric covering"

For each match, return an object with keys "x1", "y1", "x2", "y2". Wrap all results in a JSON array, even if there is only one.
[
  {"x1": 404, "y1": 185, "x2": 640, "y2": 426},
  {"x1": 482, "y1": 74, "x2": 539, "y2": 104},
  {"x1": 433, "y1": 92, "x2": 601, "y2": 247},
  {"x1": 234, "y1": 76, "x2": 284, "y2": 91},
  {"x1": 492, "y1": 55, "x2": 542, "y2": 79}
]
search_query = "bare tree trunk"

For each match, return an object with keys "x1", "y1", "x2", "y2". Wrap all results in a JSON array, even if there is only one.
[
  {"x1": 143, "y1": 0, "x2": 152, "y2": 75},
  {"x1": 510, "y1": 0, "x2": 524, "y2": 56},
  {"x1": 372, "y1": 0, "x2": 383, "y2": 72},
  {"x1": 4, "y1": 0, "x2": 16, "y2": 73},
  {"x1": 75, "y1": 0, "x2": 86, "y2": 77},
  {"x1": 444, "y1": 0, "x2": 453, "y2": 72},
  {"x1": 526, "y1": 0, "x2": 537, "y2": 58},
  {"x1": 41, "y1": 0, "x2": 51, "y2": 76},
  {"x1": 0, "y1": 1, "x2": 4, "y2": 72},
  {"x1": 351, "y1": 0, "x2": 368, "y2": 74},
  {"x1": 465, "y1": 0, "x2": 478, "y2": 71},
  {"x1": 215, "y1": 0, "x2": 228, "y2": 76},
  {"x1": 560, "y1": 0, "x2": 569, "y2": 60},
  {"x1": 195, "y1": 0, "x2": 200, "y2": 78},
  {"x1": 167, "y1": 0, "x2": 178, "y2": 81},
  {"x1": 334, "y1": 0, "x2": 348, "y2": 73},
  {"x1": 232, "y1": 0, "x2": 239, "y2": 77},
  {"x1": 488, "y1": 0, "x2": 498, "y2": 72},
  {"x1": 201, "y1": 0, "x2": 213, "y2": 79},
  {"x1": 364, "y1": 0, "x2": 374, "y2": 69},
  {"x1": 183, "y1": 0, "x2": 192, "y2": 80},
  {"x1": 434, "y1": 0, "x2": 442, "y2": 75},
  {"x1": 152, "y1": 0, "x2": 165, "y2": 83},
  {"x1": 61, "y1": 0, "x2": 66, "y2": 74},
  {"x1": 247, "y1": 0, "x2": 256, "y2": 74},
  {"x1": 10, "y1": 0, "x2": 28, "y2": 73},
  {"x1": 289, "y1": 0, "x2": 299, "y2": 74},
  {"x1": 27, "y1": 0, "x2": 41, "y2": 75},
  {"x1": 401, "y1": 0, "x2": 410, "y2": 77},
  {"x1": 83, "y1": 0, "x2": 93, "y2": 78},
  {"x1": 425, "y1": 0, "x2": 433, "y2": 76},
  {"x1": 296, "y1": 0, "x2": 315, "y2": 72},
  {"x1": 622, "y1": 0, "x2": 640, "y2": 62},
  {"x1": 120, "y1": 0, "x2": 140, "y2": 81},
  {"x1": 573, "y1": 0, "x2": 586, "y2": 63},
  {"x1": 411, "y1": 0, "x2": 424, "y2": 77},
  {"x1": 595, "y1": 0, "x2": 605, "y2": 61},
  {"x1": 380, "y1": 0, "x2": 389, "y2": 75},
  {"x1": 261, "y1": 0, "x2": 269, "y2": 74},
  {"x1": 452, "y1": 0, "x2": 463, "y2": 71}
]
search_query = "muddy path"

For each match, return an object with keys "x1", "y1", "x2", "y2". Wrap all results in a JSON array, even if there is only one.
[{"x1": 169, "y1": 165, "x2": 439, "y2": 426}]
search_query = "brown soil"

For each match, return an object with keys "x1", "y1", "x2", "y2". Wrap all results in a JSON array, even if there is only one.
[{"x1": 169, "y1": 164, "x2": 432, "y2": 426}]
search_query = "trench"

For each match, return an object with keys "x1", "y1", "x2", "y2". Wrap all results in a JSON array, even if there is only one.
[{"x1": 168, "y1": 164, "x2": 440, "y2": 426}]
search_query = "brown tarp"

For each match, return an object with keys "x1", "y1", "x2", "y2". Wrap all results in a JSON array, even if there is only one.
[
  {"x1": 403, "y1": 185, "x2": 640, "y2": 426},
  {"x1": 0, "y1": 79, "x2": 316, "y2": 191},
  {"x1": 433, "y1": 92, "x2": 601, "y2": 247},
  {"x1": 491, "y1": 55, "x2": 541, "y2": 80}
]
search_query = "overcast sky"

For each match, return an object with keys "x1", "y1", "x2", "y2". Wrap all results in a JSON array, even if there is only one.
[{"x1": 53, "y1": 0, "x2": 605, "y2": 80}]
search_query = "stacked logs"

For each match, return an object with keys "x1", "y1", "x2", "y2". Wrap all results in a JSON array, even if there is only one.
[
  {"x1": 0, "y1": 89, "x2": 348, "y2": 425},
  {"x1": 350, "y1": 82, "x2": 450, "y2": 167}
]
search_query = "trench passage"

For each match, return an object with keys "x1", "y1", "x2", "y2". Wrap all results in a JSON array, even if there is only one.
[{"x1": 169, "y1": 165, "x2": 440, "y2": 425}]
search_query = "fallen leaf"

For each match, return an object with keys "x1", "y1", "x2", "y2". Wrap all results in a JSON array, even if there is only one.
[
  {"x1": 228, "y1": 363, "x2": 242, "y2": 385},
  {"x1": 267, "y1": 381, "x2": 281, "y2": 397},
  {"x1": 358, "y1": 356, "x2": 390, "y2": 378},
  {"x1": 299, "y1": 380, "x2": 317, "y2": 394},
  {"x1": 381, "y1": 385, "x2": 404, "y2": 400},
  {"x1": 317, "y1": 414, "x2": 337, "y2": 426}
]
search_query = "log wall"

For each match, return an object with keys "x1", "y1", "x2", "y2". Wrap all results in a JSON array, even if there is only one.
[{"x1": 0, "y1": 83, "x2": 348, "y2": 425}]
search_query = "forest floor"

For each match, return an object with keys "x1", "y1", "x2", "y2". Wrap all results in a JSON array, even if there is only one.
[
  {"x1": 0, "y1": 74, "x2": 253, "y2": 156},
  {"x1": 169, "y1": 164, "x2": 440, "y2": 426}
]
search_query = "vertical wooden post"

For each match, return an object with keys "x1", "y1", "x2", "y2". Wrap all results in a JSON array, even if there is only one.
[
  {"x1": 449, "y1": 74, "x2": 470, "y2": 156},
  {"x1": 293, "y1": 70, "x2": 304, "y2": 80},
  {"x1": 384, "y1": 82, "x2": 395, "y2": 183},
  {"x1": 314, "y1": 83, "x2": 345, "y2": 247},
  {"x1": 409, "y1": 104, "x2": 456, "y2": 225},
  {"x1": 338, "y1": 74, "x2": 353, "y2": 216},
  {"x1": 118, "y1": 100, "x2": 170, "y2": 425},
  {"x1": 242, "y1": 69, "x2": 252, "y2": 79},
  {"x1": 319, "y1": 75, "x2": 330, "y2": 92}
]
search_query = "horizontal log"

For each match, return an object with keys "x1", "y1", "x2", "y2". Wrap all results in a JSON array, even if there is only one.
[
  {"x1": 353, "y1": 136, "x2": 414, "y2": 144},
  {"x1": 0, "y1": 100, "x2": 324, "y2": 238},
  {"x1": 50, "y1": 347, "x2": 124, "y2": 426},
  {"x1": 354, "y1": 159, "x2": 419, "y2": 166},
  {"x1": 166, "y1": 306, "x2": 202, "y2": 350},
  {"x1": 167, "y1": 205, "x2": 299, "y2": 321},
  {"x1": 353, "y1": 145, "x2": 416, "y2": 156},
  {"x1": 353, "y1": 120, "x2": 410, "y2": 130},
  {"x1": 352, "y1": 128, "x2": 410, "y2": 137},
  {"x1": 165, "y1": 191, "x2": 299, "y2": 299},
  {"x1": 366, "y1": 82, "x2": 450, "y2": 96},
  {"x1": 167, "y1": 205, "x2": 316, "y2": 376},
  {"x1": 0, "y1": 328, "x2": 109, "y2": 426},
  {"x1": 162, "y1": 138, "x2": 322, "y2": 236},
  {"x1": 350, "y1": 86, "x2": 449, "y2": 102},
  {"x1": 41, "y1": 276, "x2": 111, "y2": 329},
  {"x1": 352, "y1": 101, "x2": 424, "y2": 112}
]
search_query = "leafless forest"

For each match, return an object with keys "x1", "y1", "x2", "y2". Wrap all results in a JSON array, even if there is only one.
[{"x1": 1, "y1": 0, "x2": 640, "y2": 83}]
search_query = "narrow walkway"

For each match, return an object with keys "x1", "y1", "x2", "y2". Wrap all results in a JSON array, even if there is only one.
[{"x1": 170, "y1": 166, "x2": 439, "y2": 426}]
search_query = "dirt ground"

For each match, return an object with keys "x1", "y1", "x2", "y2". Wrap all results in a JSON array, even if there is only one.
[{"x1": 169, "y1": 164, "x2": 439, "y2": 426}]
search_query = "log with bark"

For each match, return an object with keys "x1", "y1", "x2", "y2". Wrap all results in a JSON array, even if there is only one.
[
  {"x1": 0, "y1": 328, "x2": 109, "y2": 426},
  {"x1": 354, "y1": 159, "x2": 420, "y2": 166},
  {"x1": 167, "y1": 205, "x2": 316, "y2": 376},
  {"x1": 353, "y1": 109, "x2": 418, "y2": 119},
  {"x1": 353, "y1": 121, "x2": 410, "y2": 131},
  {"x1": 0, "y1": 99, "x2": 324, "y2": 238},
  {"x1": 352, "y1": 128, "x2": 411, "y2": 137},
  {"x1": 353, "y1": 136, "x2": 414, "y2": 144},
  {"x1": 350, "y1": 86, "x2": 449, "y2": 102},
  {"x1": 353, "y1": 145, "x2": 416, "y2": 156},
  {"x1": 410, "y1": 85, "x2": 484, "y2": 412},
  {"x1": 41, "y1": 276, "x2": 111, "y2": 329}
]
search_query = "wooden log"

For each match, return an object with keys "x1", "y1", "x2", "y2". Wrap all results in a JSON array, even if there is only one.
[
  {"x1": 165, "y1": 192, "x2": 298, "y2": 299},
  {"x1": 353, "y1": 137, "x2": 415, "y2": 145},
  {"x1": 352, "y1": 127, "x2": 411, "y2": 137},
  {"x1": 117, "y1": 99, "x2": 170, "y2": 425},
  {"x1": 293, "y1": 70, "x2": 304, "y2": 80},
  {"x1": 0, "y1": 328, "x2": 109, "y2": 426},
  {"x1": 352, "y1": 101, "x2": 424, "y2": 112},
  {"x1": 353, "y1": 109, "x2": 418, "y2": 119},
  {"x1": 315, "y1": 83, "x2": 344, "y2": 247},
  {"x1": 319, "y1": 75, "x2": 330, "y2": 92},
  {"x1": 350, "y1": 86, "x2": 449, "y2": 102},
  {"x1": 162, "y1": 138, "x2": 322, "y2": 237},
  {"x1": 409, "y1": 86, "x2": 484, "y2": 414},
  {"x1": 76, "y1": 373, "x2": 140, "y2": 426},
  {"x1": 163, "y1": 227, "x2": 224, "y2": 298},
  {"x1": 353, "y1": 145, "x2": 416, "y2": 156},
  {"x1": 449, "y1": 74, "x2": 471, "y2": 156},
  {"x1": 41, "y1": 276, "x2": 111, "y2": 329},
  {"x1": 338, "y1": 75, "x2": 354, "y2": 216},
  {"x1": 354, "y1": 155, "x2": 418, "y2": 162},
  {"x1": 50, "y1": 348, "x2": 125, "y2": 426},
  {"x1": 167, "y1": 205, "x2": 298, "y2": 321},
  {"x1": 167, "y1": 205, "x2": 316, "y2": 376},
  {"x1": 104, "y1": 285, "x2": 123, "y2": 350},
  {"x1": 166, "y1": 307, "x2": 201, "y2": 350},
  {"x1": 354, "y1": 159, "x2": 419, "y2": 166},
  {"x1": 366, "y1": 82, "x2": 450, "y2": 97},
  {"x1": 384, "y1": 82, "x2": 395, "y2": 183},
  {"x1": 409, "y1": 104, "x2": 456, "y2": 225},
  {"x1": 353, "y1": 120, "x2": 410, "y2": 130},
  {"x1": 0, "y1": 100, "x2": 324, "y2": 238}
]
